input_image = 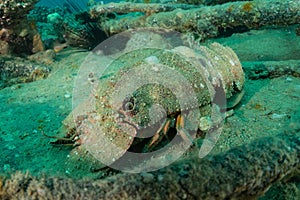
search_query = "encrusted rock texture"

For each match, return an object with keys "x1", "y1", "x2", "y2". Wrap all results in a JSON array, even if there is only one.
[
  {"x1": 0, "y1": 131, "x2": 299, "y2": 199},
  {"x1": 0, "y1": 0, "x2": 42, "y2": 55}
]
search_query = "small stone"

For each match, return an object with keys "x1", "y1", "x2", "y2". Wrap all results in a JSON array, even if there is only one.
[
  {"x1": 28, "y1": 49, "x2": 56, "y2": 64},
  {"x1": 271, "y1": 113, "x2": 287, "y2": 119},
  {"x1": 19, "y1": 29, "x2": 29, "y2": 37},
  {"x1": 157, "y1": 174, "x2": 164, "y2": 181},
  {"x1": 141, "y1": 173, "x2": 154, "y2": 183},
  {"x1": 32, "y1": 33, "x2": 44, "y2": 53},
  {"x1": 64, "y1": 93, "x2": 71, "y2": 99},
  {"x1": 59, "y1": 105, "x2": 65, "y2": 109}
]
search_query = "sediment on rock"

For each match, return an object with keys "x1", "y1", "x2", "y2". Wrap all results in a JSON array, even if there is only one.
[
  {"x1": 125, "y1": 0, "x2": 251, "y2": 6},
  {"x1": 93, "y1": 0, "x2": 252, "y2": 15},
  {"x1": 0, "y1": 0, "x2": 43, "y2": 55},
  {"x1": 0, "y1": 131, "x2": 299, "y2": 199},
  {"x1": 92, "y1": 0, "x2": 300, "y2": 40},
  {"x1": 0, "y1": 0, "x2": 38, "y2": 27},
  {"x1": 0, "y1": 56, "x2": 51, "y2": 89},
  {"x1": 243, "y1": 60, "x2": 300, "y2": 80},
  {"x1": 90, "y1": 2, "x2": 198, "y2": 16}
]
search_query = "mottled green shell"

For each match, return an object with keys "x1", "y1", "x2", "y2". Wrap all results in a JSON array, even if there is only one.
[
  {"x1": 91, "y1": 43, "x2": 244, "y2": 164},
  {"x1": 96, "y1": 48, "x2": 211, "y2": 129}
]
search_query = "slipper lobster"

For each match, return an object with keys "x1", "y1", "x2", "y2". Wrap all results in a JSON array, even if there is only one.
[{"x1": 46, "y1": 29, "x2": 245, "y2": 172}]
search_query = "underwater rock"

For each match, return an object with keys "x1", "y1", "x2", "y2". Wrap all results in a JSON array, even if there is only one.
[
  {"x1": 93, "y1": 0, "x2": 300, "y2": 40},
  {"x1": 27, "y1": 49, "x2": 56, "y2": 65},
  {"x1": 0, "y1": 56, "x2": 50, "y2": 89},
  {"x1": 32, "y1": 33, "x2": 45, "y2": 53},
  {"x1": 243, "y1": 60, "x2": 300, "y2": 80},
  {"x1": 0, "y1": 0, "x2": 38, "y2": 27},
  {"x1": 0, "y1": 0, "x2": 42, "y2": 55},
  {"x1": 125, "y1": 0, "x2": 249, "y2": 6},
  {"x1": 90, "y1": 2, "x2": 198, "y2": 16},
  {"x1": 0, "y1": 38, "x2": 10, "y2": 55},
  {"x1": 0, "y1": 131, "x2": 299, "y2": 199},
  {"x1": 0, "y1": 25, "x2": 43, "y2": 55}
]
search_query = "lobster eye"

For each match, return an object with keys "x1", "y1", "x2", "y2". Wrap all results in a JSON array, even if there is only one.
[
  {"x1": 124, "y1": 102, "x2": 134, "y2": 111},
  {"x1": 122, "y1": 96, "x2": 135, "y2": 112}
]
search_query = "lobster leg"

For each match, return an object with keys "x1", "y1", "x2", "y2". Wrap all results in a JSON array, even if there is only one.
[
  {"x1": 145, "y1": 119, "x2": 172, "y2": 152},
  {"x1": 176, "y1": 114, "x2": 194, "y2": 144}
]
